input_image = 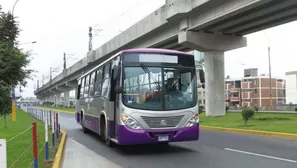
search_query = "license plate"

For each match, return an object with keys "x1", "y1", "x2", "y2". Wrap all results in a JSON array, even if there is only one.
[{"x1": 158, "y1": 135, "x2": 169, "y2": 141}]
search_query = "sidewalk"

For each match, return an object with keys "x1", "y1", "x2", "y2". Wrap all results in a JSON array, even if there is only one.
[{"x1": 62, "y1": 138, "x2": 123, "y2": 168}]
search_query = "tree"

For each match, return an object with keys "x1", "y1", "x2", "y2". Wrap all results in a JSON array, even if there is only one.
[
  {"x1": 0, "y1": 6, "x2": 34, "y2": 126},
  {"x1": 0, "y1": 80, "x2": 12, "y2": 128},
  {"x1": 242, "y1": 108, "x2": 255, "y2": 126}
]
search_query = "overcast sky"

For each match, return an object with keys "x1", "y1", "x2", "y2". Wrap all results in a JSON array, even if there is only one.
[{"x1": 1, "y1": 0, "x2": 297, "y2": 98}]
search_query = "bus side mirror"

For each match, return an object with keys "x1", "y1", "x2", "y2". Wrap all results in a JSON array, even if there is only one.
[
  {"x1": 199, "y1": 69, "x2": 205, "y2": 84},
  {"x1": 115, "y1": 85, "x2": 123, "y2": 93}
]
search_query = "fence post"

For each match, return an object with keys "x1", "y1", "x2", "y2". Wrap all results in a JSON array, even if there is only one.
[
  {"x1": 32, "y1": 122, "x2": 38, "y2": 168},
  {"x1": 56, "y1": 113, "x2": 59, "y2": 138},
  {"x1": 51, "y1": 111, "x2": 55, "y2": 147},
  {"x1": 49, "y1": 111, "x2": 52, "y2": 128},
  {"x1": 42, "y1": 110, "x2": 44, "y2": 121},
  {"x1": 44, "y1": 114, "x2": 49, "y2": 161},
  {"x1": 0, "y1": 139, "x2": 6, "y2": 168},
  {"x1": 59, "y1": 124, "x2": 61, "y2": 134}
]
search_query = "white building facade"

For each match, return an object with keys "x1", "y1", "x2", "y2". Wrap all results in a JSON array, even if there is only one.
[{"x1": 285, "y1": 71, "x2": 297, "y2": 104}]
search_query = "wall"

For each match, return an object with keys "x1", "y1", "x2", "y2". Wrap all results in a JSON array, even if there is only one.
[{"x1": 286, "y1": 74, "x2": 297, "y2": 104}]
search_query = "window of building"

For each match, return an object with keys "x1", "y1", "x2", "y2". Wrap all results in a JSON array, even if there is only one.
[
  {"x1": 254, "y1": 79, "x2": 258, "y2": 86},
  {"x1": 242, "y1": 99, "x2": 251, "y2": 102},
  {"x1": 233, "y1": 92, "x2": 239, "y2": 97}
]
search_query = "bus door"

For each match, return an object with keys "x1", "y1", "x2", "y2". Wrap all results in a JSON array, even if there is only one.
[{"x1": 111, "y1": 56, "x2": 121, "y2": 139}]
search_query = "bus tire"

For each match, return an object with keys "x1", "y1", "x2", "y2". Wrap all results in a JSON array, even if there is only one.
[
  {"x1": 81, "y1": 111, "x2": 89, "y2": 134},
  {"x1": 100, "y1": 115, "x2": 112, "y2": 147}
]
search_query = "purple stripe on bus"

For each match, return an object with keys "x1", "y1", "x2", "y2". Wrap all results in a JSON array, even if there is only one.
[
  {"x1": 83, "y1": 115, "x2": 100, "y2": 134},
  {"x1": 117, "y1": 123, "x2": 199, "y2": 145},
  {"x1": 122, "y1": 48, "x2": 192, "y2": 56},
  {"x1": 108, "y1": 120, "x2": 115, "y2": 138}
]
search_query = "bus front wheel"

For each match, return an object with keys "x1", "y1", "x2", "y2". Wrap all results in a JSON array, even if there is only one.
[{"x1": 100, "y1": 116, "x2": 112, "y2": 147}]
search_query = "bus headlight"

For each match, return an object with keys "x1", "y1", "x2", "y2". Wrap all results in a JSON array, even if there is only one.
[
  {"x1": 185, "y1": 113, "x2": 199, "y2": 127},
  {"x1": 121, "y1": 113, "x2": 142, "y2": 129}
]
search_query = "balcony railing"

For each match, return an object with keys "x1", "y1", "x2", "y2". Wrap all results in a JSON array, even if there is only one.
[
  {"x1": 230, "y1": 97, "x2": 240, "y2": 101},
  {"x1": 229, "y1": 88, "x2": 241, "y2": 92}
]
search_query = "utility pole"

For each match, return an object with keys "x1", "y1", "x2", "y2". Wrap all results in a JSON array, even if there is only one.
[
  {"x1": 63, "y1": 52, "x2": 66, "y2": 69},
  {"x1": 37, "y1": 80, "x2": 39, "y2": 89},
  {"x1": 89, "y1": 26, "x2": 92, "y2": 51},
  {"x1": 50, "y1": 67, "x2": 52, "y2": 80},
  {"x1": 268, "y1": 46, "x2": 273, "y2": 110},
  {"x1": 50, "y1": 67, "x2": 59, "y2": 81}
]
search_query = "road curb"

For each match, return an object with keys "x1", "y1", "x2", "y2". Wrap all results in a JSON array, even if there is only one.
[
  {"x1": 200, "y1": 125, "x2": 297, "y2": 139},
  {"x1": 52, "y1": 130, "x2": 67, "y2": 168},
  {"x1": 39, "y1": 107, "x2": 75, "y2": 114}
]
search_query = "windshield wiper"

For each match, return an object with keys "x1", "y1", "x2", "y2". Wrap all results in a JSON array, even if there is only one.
[{"x1": 140, "y1": 63, "x2": 160, "y2": 87}]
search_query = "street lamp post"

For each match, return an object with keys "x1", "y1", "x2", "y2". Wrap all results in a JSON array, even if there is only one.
[
  {"x1": 11, "y1": 0, "x2": 20, "y2": 122},
  {"x1": 268, "y1": 46, "x2": 273, "y2": 110},
  {"x1": 50, "y1": 67, "x2": 59, "y2": 81},
  {"x1": 12, "y1": 0, "x2": 20, "y2": 15}
]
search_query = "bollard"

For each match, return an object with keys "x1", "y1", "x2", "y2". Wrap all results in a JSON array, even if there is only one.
[
  {"x1": 56, "y1": 113, "x2": 59, "y2": 138},
  {"x1": 51, "y1": 111, "x2": 55, "y2": 147},
  {"x1": 32, "y1": 122, "x2": 38, "y2": 168},
  {"x1": 44, "y1": 115, "x2": 49, "y2": 160},
  {"x1": 42, "y1": 110, "x2": 44, "y2": 121}
]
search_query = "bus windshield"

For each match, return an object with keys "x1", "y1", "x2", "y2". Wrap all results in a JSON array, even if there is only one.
[{"x1": 122, "y1": 53, "x2": 197, "y2": 110}]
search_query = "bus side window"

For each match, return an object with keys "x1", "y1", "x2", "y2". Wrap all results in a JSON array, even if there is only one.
[
  {"x1": 84, "y1": 75, "x2": 90, "y2": 98},
  {"x1": 89, "y1": 71, "x2": 96, "y2": 96},
  {"x1": 80, "y1": 78, "x2": 85, "y2": 98},
  {"x1": 102, "y1": 62, "x2": 111, "y2": 99},
  {"x1": 95, "y1": 68, "x2": 103, "y2": 96},
  {"x1": 76, "y1": 79, "x2": 81, "y2": 99}
]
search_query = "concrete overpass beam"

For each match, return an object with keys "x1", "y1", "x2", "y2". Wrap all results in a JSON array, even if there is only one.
[
  {"x1": 65, "y1": 81, "x2": 77, "y2": 90},
  {"x1": 178, "y1": 31, "x2": 247, "y2": 116},
  {"x1": 178, "y1": 31, "x2": 247, "y2": 51}
]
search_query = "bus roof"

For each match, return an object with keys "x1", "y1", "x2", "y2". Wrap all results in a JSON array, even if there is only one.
[
  {"x1": 122, "y1": 48, "x2": 192, "y2": 56},
  {"x1": 77, "y1": 48, "x2": 193, "y2": 81}
]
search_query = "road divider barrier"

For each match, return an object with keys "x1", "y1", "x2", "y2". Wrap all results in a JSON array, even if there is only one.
[{"x1": 200, "y1": 125, "x2": 297, "y2": 139}]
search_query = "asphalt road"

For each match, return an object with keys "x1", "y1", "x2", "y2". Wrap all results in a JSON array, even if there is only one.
[{"x1": 58, "y1": 112, "x2": 297, "y2": 168}]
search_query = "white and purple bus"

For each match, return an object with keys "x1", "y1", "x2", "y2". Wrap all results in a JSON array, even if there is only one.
[{"x1": 75, "y1": 48, "x2": 205, "y2": 146}]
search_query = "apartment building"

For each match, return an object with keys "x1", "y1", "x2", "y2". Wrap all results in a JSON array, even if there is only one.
[{"x1": 225, "y1": 69, "x2": 286, "y2": 108}]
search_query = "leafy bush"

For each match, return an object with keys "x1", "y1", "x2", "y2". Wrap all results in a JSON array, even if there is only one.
[
  {"x1": 225, "y1": 106, "x2": 229, "y2": 112},
  {"x1": 199, "y1": 105, "x2": 204, "y2": 114},
  {"x1": 295, "y1": 107, "x2": 297, "y2": 112},
  {"x1": 242, "y1": 108, "x2": 255, "y2": 126},
  {"x1": 254, "y1": 106, "x2": 259, "y2": 112}
]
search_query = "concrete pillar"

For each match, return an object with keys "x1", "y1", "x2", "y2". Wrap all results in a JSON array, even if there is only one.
[
  {"x1": 64, "y1": 91, "x2": 70, "y2": 107},
  {"x1": 56, "y1": 94, "x2": 61, "y2": 106},
  {"x1": 204, "y1": 51, "x2": 225, "y2": 116}
]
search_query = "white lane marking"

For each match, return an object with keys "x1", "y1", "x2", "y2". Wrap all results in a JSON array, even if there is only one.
[{"x1": 224, "y1": 148, "x2": 297, "y2": 163}]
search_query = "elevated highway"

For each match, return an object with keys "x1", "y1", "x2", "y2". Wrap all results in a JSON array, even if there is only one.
[{"x1": 35, "y1": 0, "x2": 297, "y2": 116}]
